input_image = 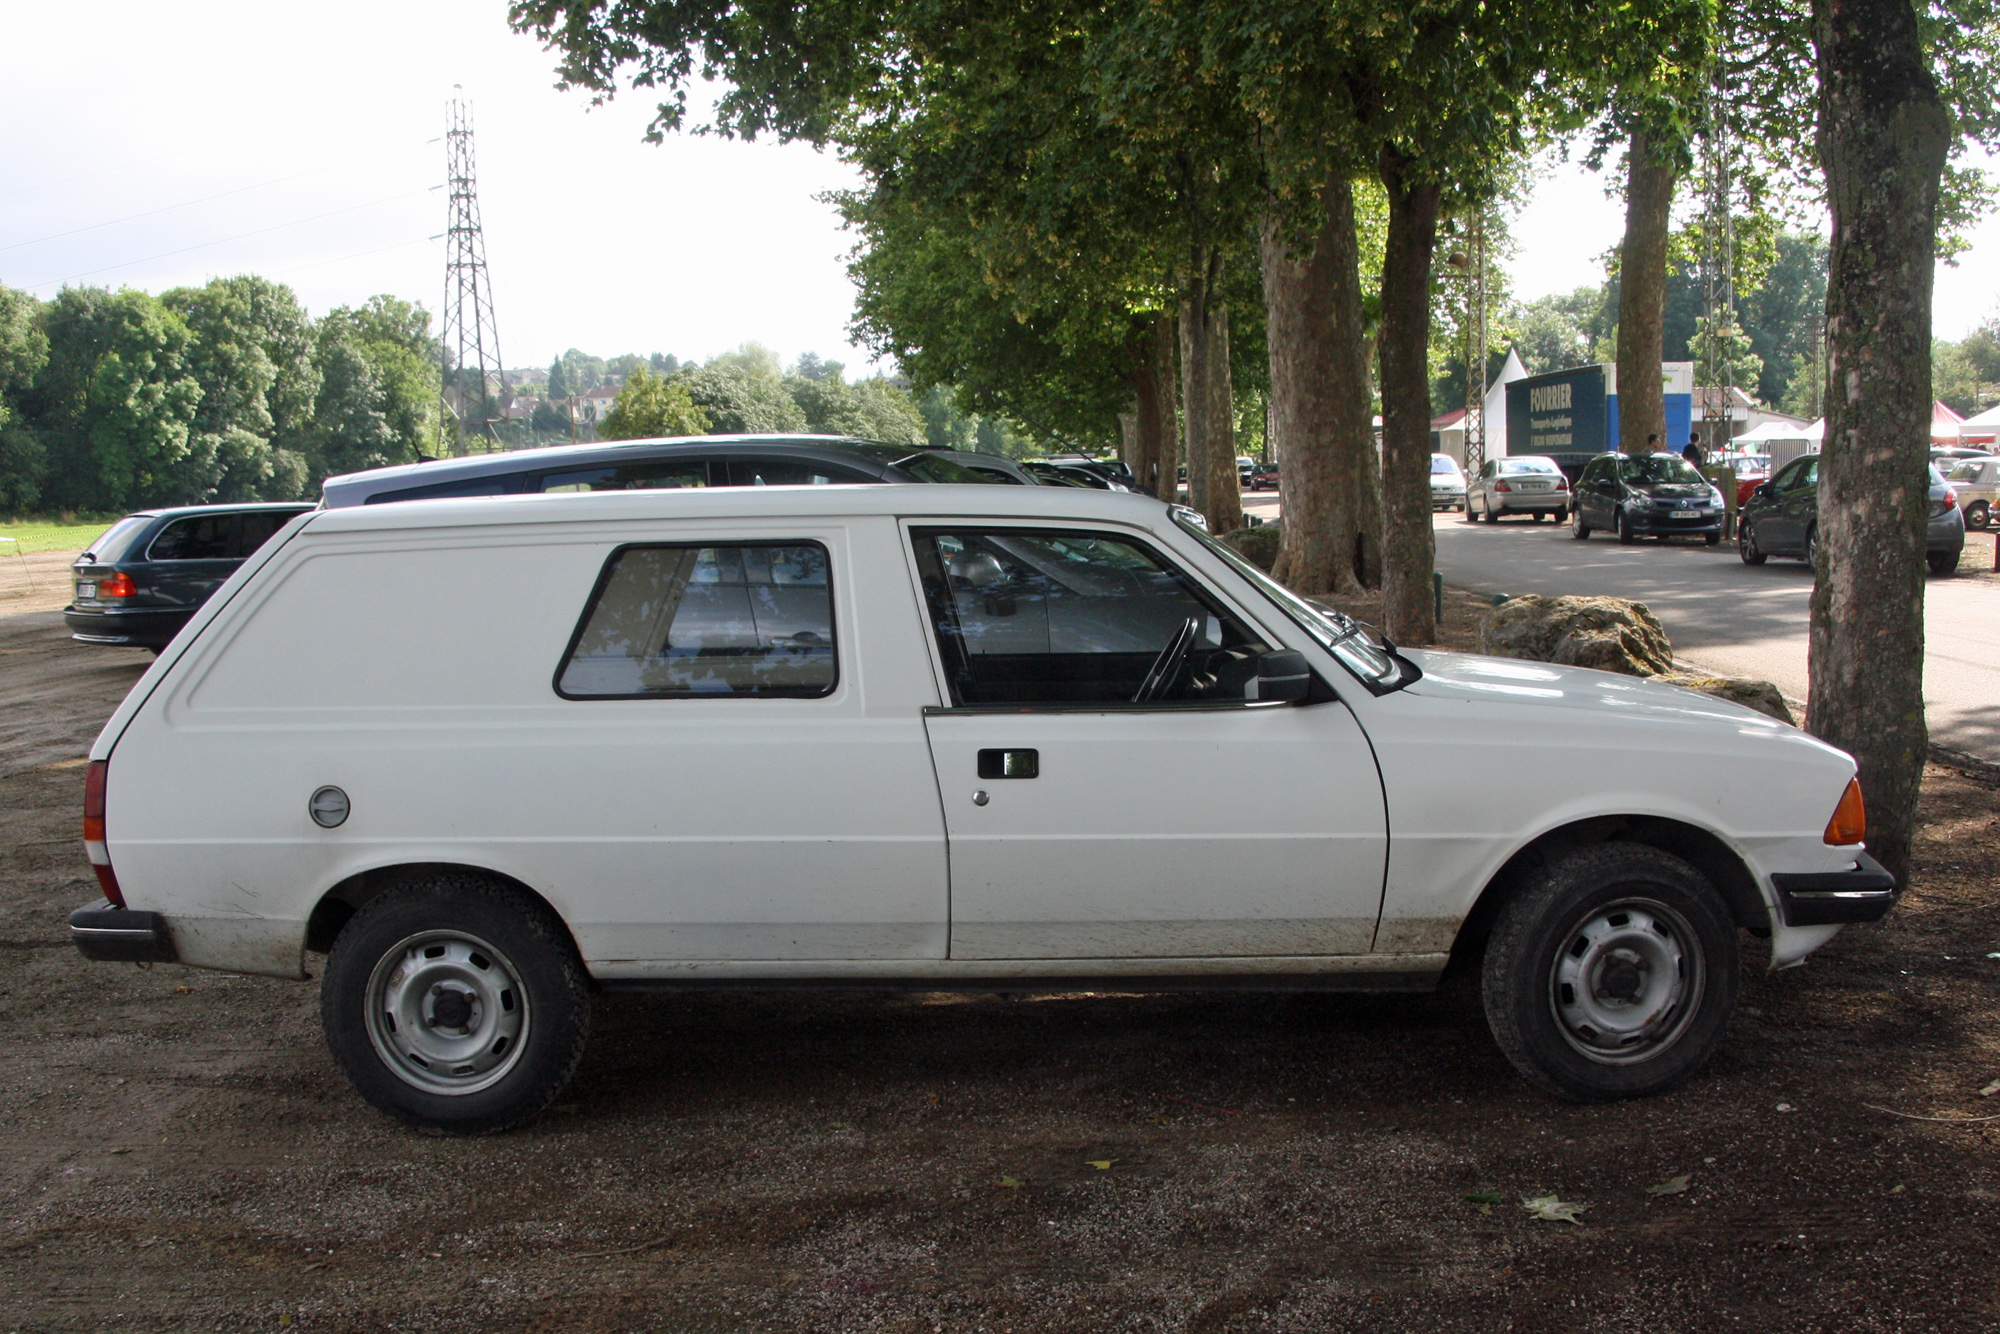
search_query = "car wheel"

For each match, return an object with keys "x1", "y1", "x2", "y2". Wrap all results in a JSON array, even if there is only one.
[
  {"x1": 321, "y1": 872, "x2": 591, "y2": 1134},
  {"x1": 1481, "y1": 842, "x2": 1739, "y2": 1102},
  {"x1": 1616, "y1": 509, "x2": 1637, "y2": 544},
  {"x1": 1738, "y1": 519, "x2": 1766, "y2": 564},
  {"x1": 1571, "y1": 507, "x2": 1591, "y2": 539},
  {"x1": 1553, "y1": 507, "x2": 1568, "y2": 524},
  {"x1": 1529, "y1": 511, "x2": 1543, "y2": 523},
  {"x1": 1967, "y1": 500, "x2": 1989, "y2": 530},
  {"x1": 1803, "y1": 524, "x2": 1819, "y2": 572},
  {"x1": 1928, "y1": 550, "x2": 1959, "y2": 577},
  {"x1": 1465, "y1": 499, "x2": 1482, "y2": 523},
  {"x1": 1486, "y1": 505, "x2": 1502, "y2": 524}
]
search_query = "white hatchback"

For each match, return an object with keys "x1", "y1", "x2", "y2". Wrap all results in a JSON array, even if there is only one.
[{"x1": 70, "y1": 486, "x2": 1894, "y2": 1131}]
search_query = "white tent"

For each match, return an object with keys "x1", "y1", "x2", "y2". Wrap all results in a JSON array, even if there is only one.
[
  {"x1": 1482, "y1": 348, "x2": 1529, "y2": 458},
  {"x1": 1961, "y1": 402, "x2": 2000, "y2": 446}
]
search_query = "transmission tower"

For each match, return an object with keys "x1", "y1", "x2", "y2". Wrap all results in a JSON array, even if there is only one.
[
  {"x1": 1697, "y1": 81, "x2": 1737, "y2": 454},
  {"x1": 439, "y1": 88, "x2": 505, "y2": 456},
  {"x1": 1462, "y1": 206, "x2": 1489, "y2": 481}
]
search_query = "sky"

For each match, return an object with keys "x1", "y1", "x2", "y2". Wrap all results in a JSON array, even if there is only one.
[{"x1": 2, "y1": 0, "x2": 1996, "y2": 378}]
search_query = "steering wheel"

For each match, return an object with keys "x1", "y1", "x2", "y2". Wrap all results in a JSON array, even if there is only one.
[{"x1": 1134, "y1": 617, "x2": 1200, "y2": 704}]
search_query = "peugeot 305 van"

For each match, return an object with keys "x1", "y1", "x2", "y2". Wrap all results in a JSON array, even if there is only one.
[{"x1": 68, "y1": 486, "x2": 1895, "y2": 1133}]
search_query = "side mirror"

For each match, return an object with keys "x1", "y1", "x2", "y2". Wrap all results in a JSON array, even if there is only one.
[
  {"x1": 1255, "y1": 650, "x2": 1312, "y2": 703},
  {"x1": 1753, "y1": 482, "x2": 1774, "y2": 499}
]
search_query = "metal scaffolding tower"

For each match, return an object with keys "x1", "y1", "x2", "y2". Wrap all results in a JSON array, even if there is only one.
[
  {"x1": 439, "y1": 88, "x2": 504, "y2": 456},
  {"x1": 1696, "y1": 82, "x2": 1737, "y2": 454},
  {"x1": 1462, "y1": 207, "x2": 1489, "y2": 481}
]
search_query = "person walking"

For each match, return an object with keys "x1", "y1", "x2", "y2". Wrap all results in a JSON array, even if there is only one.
[{"x1": 1682, "y1": 432, "x2": 1705, "y2": 466}]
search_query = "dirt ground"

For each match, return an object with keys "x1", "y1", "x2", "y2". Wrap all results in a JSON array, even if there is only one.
[{"x1": 2, "y1": 601, "x2": 1997, "y2": 1333}]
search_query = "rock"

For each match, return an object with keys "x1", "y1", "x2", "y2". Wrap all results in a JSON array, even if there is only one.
[
  {"x1": 1219, "y1": 521, "x2": 1281, "y2": 572},
  {"x1": 1657, "y1": 673, "x2": 1797, "y2": 725},
  {"x1": 1478, "y1": 595, "x2": 1675, "y2": 677}
]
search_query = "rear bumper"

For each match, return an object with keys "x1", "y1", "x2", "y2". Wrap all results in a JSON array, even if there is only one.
[
  {"x1": 69, "y1": 901, "x2": 178, "y2": 963},
  {"x1": 62, "y1": 606, "x2": 188, "y2": 648},
  {"x1": 1770, "y1": 853, "x2": 1898, "y2": 926}
]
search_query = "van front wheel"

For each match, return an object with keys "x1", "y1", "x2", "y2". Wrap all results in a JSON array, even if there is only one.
[
  {"x1": 1481, "y1": 843, "x2": 1738, "y2": 1102},
  {"x1": 321, "y1": 873, "x2": 590, "y2": 1134}
]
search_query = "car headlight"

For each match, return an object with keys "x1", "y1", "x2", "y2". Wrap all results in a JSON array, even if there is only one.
[{"x1": 1708, "y1": 486, "x2": 1724, "y2": 506}]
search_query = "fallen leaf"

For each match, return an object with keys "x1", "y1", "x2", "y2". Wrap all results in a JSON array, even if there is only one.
[
  {"x1": 997, "y1": 1176, "x2": 1022, "y2": 1189},
  {"x1": 1890, "y1": 1184, "x2": 1906, "y2": 1194},
  {"x1": 1645, "y1": 1174, "x2": 1691, "y2": 1196},
  {"x1": 1521, "y1": 1195, "x2": 1589, "y2": 1225},
  {"x1": 1463, "y1": 1192, "x2": 1505, "y2": 1205},
  {"x1": 174, "y1": 985, "x2": 191, "y2": 995},
  {"x1": 1979, "y1": 1079, "x2": 2000, "y2": 1098},
  {"x1": 1086, "y1": 1160, "x2": 1114, "y2": 1171},
  {"x1": 1776, "y1": 1103, "x2": 1795, "y2": 1112}
]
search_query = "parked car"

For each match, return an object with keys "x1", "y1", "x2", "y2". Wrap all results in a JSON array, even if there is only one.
[
  {"x1": 1430, "y1": 454, "x2": 1468, "y2": 511},
  {"x1": 1571, "y1": 452, "x2": 1725, "y2": 545},
  {"x1": 1467, "y1": 456, "x2": 1570, "y2": 522},
  {"x1": 69, "y1": 484, "x2": 1892, "y2": 1131},
  {"x1": 912, "y1": 448, "x2": 1042, "y2": 485},
  {"x1": 320, "y1": 435, "x2": 996, "y2": 508},
  {"x1": 1250, "y1": 461, "x2": 1280, "y2": 490},
  {"x1": 1943, "y1": 455, "x2": 1999, "y2": 530},
  {"x1": 1713, "y1": 451, "x2": 1772, "y2": 507},
  {"x1": 1237, "y1": 456, "x2": 1257, "y2": 488},
  {"x1": 1024, "y1": 460, "x2": 1130, "y2": 490},
  {"x1": 1931, "y1": 445, "x2": 1990, "y2": 465},
  {"x1": 1739, "y1": 457, "x2": 1966, "y2": 575},
  {"x1": 63, "y1": 503, "x2": 316, "y2": 651}
]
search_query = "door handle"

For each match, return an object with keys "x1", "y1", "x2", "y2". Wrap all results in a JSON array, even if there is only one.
[{"x1": 977, "y1": 749, "x2": 1039, "y2": 779}]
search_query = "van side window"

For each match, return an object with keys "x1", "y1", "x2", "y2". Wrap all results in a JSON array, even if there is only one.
[
  {"x1": 556, "y1": 543, "x2": 836, "y2": 699},
  {"x1": 539, "y1": 461, "x2": 713, "y2": 492},
  {"x1": 909, "y1": 527, "x2": 1269, "y2": 707}
]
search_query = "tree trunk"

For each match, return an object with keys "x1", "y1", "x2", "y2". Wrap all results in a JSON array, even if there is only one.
[
  {"x1": 1377, "y1": 147, "x2": 1441, "y2": 645},
  {"x1": 1806, "y1": 0, "x2": 1950, "y2": 887},
  {"x1": 1126, "y1": 314, "x2": 1179, "y2": 498},
  {"x1": 1181, "y1": 299, "x2": 1243, "y2": 534},
  {"x1": 1260, "y1": 173, "x2": 1379, "y2": 594},
  {"x1": 1179, "y1": 297, "x2": 1211, "y2": 518},
  {"x1": 1616, "y1": 128, "x2": 1678, "y2": 456}
]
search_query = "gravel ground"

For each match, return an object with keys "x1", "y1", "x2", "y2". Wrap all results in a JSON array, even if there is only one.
[{"x1": 2, "y1": 603, "x2": 1997, "y2": 1333}]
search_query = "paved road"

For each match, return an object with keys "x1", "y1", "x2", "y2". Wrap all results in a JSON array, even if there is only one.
[{"x1": 1429, "y1": 511, "x2": 2000, "y2": 763}]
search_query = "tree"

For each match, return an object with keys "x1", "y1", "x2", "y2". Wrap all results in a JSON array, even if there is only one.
[
  {"x1": 162, "y1": 276, "x2": 319, "y2": 501},
  {"x1": 315, "y1": 297, "x2": 439, "y2": 474},
  {"x1": 547, "y1": 356, "x2": 570, "y2": 402},
  {"x1": 675, "y1": 366, "x2": 808, "y2": 434},
  {"x1": 600, "y1": 367, "x2": 709, "y2": 439},
  {"x1": 0, "y1": 284, "x2": 49, "y2": 512},
  {"x1": 1806, "y1": 0, "x2": 1953, "y2": 886}
]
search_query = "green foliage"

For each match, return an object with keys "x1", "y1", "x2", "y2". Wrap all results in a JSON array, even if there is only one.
[
  {"x1": 315, "y1": 296, "x2": 439, "y2": 474},
  {"x1": 1687, "y1": 312, "x2": 1765, "y2": 391},
  {"x1": 674, "y1": 366, "x2": 808, "y2": 434},
  {"x1": 0, "y1": 284, "x2": 51, "y2": 511},
  {"x1": 600, "y1": 367, "x2": 709, "y2": 439},
  {"x1": 1934, "y1": 316, "x2": 2000, "y2": 414}
]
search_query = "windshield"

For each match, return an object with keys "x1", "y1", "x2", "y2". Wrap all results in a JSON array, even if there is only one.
[
  {"x1": 1500, "y1": 458, "x2": 1559, "y2": 474},
  {"x1": 1431, "y1": 457, "x2": 1461, "y2": 475},
  {"x1": 1170, "y1": 510, "x2": 1408, "y2": 692},
  {"x1": 894, "y1": 452, "x2": 1001, "y2": 484},
  {"x1": 1621, "y1": 455, "x2": 1706, "y2": 484}
]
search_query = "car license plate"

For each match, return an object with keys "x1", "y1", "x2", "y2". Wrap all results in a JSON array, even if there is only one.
[
  {"x1": 1672, "y1": 510, "x2": 1700, "y2": 519},
  {"x1": 76, "y1": 581, "x2": 96, "y2": 599}
]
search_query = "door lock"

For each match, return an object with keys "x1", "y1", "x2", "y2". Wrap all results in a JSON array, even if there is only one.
[{"x1": 977, "y1": 749, "x2": 1039, "y2": 779}]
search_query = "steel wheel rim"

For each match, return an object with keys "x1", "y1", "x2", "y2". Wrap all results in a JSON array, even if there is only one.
[
  {"x1": 1738, "y1": 521, "x2": 1755, "y2": 560},
  {"x1": 1548, "y1": 897, "x2": 1704, "y2": 1066},
  {"x1": 364, "y1": 929, "x2": 530, "y2": 1095}
]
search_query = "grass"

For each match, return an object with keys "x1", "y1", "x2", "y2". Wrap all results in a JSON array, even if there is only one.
[{"x1": 0, "y1": 517, "x2": 125, "y2": 556}]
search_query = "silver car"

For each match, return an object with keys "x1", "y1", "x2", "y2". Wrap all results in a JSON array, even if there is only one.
[
  {"x1": 1944, "y1": 456, "x2": 1999, "y2": 530},
  {"x1": 1468, "y1": 455, "x2": 1571, "y2": 523},
  {"x1": 1430, "y1": 454, "x2": 1467, "y2": 510}
]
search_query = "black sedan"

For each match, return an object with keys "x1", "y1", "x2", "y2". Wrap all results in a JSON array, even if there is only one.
[
  {"x1": 64, "y1": 504, "x2": 315, "y2": 651},
  {"x1": 1739, "y1": 456, "x2": 1966, "y2": 576},
  {"x1": 1570, "y1": 452, "x2": 1725, "y2": 544}
]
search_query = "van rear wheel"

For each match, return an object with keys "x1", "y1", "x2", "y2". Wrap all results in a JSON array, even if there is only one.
[
  {"x1": 1481, "y1": 843, "x2": 1738, "y2": 1102},
  {"x1": 321, "y1": 873, "x2": 590, "y2": 1134}
]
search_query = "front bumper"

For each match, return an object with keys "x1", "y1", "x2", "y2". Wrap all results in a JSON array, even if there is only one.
[
  {"x1": 1627, "y1": 509, "x2": 1722, "y2": 535},
  {"x1": 1431, "y1": 489, "x2": 1466, "y2": 509},
  {"x1": 1770, "y1": 853, "x2": 1898, "y2": 926},
  {"x1": 69, "y1": 901, "x2": 178, "y2": 963}
]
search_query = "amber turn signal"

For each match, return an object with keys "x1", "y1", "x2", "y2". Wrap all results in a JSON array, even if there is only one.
[{"x1": 1823, "y1": 777, "x2": 1866, "y2": 846}]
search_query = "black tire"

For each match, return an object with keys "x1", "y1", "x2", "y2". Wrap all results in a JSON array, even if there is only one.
[
  {"x1": 1529, "y1": 511, "x2": 1543, "y2": 523},
  {"x1": 1486, "y1": 504, "x2": 1502, "y2": 524},
  {"x1": 1465, "y1": 497, "x2": 1482, "y2": 523},
  {"x1": 1553, "y1": 507, "x2": 1568, "y2": 524},
  {"x1": 1616, "y1": 509, "x2": 1637, "y2": 544},
  {"x1": 1738, "y1": 519, "x2": 1766, "y2": 564},
  {"x1": 1571, "y1": 507, "x2": 1591, "y2": 539},
  {"x1": 1481, "y1": 843, "x2": 1739, "y2": 1102},
  {"x1": 1928, "y1": 550, "x2": 1958, "y2": 577},
  {"x1": 1803, "y1": 524, "x2": 1819, "y2": 573},
  {"x1": 1967, "y1": 500, "x2": 1989, "y2": 531},
  {"x1": 321, "y1": 872, "x2": 591, "y2": 1134}
]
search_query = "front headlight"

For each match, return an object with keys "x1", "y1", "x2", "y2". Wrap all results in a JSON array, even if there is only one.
[{"x1": 1708, "y1": 486, "x2": 1724, "y2": 506}]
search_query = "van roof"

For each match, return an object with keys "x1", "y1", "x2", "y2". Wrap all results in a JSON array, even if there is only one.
[{"x1": 299, "y1": 482, "x2": 1178, "y2": 536}]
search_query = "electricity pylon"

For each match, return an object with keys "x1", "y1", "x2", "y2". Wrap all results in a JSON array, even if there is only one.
[{"x1": 439, "y1": 88, "x2": 505, "y2": 456}]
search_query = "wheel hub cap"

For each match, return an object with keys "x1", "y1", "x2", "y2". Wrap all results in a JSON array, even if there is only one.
[
  {"x1": 1550, "y1": 899, "x2": 1704, "y2": 1065},
  {"x1": 364, "y1": 930, "x2": 529, "y2": 1095}
]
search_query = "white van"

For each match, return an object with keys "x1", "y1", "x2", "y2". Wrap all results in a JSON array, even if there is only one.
[{"x1": 70, "y1": 486, "x2": 1893, "y2": 1132}]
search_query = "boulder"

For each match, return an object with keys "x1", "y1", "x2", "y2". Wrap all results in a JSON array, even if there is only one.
[
  {"x1": 1478, "y1": 595, "x2": 1675, "y2": 677},
  {"x1": 1656, "y1": 672, "x2": 1797, "y2": 725}
]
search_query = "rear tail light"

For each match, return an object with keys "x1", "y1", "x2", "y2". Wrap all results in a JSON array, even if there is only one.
[
  {"x1": 1555, "y1": 476, "x2": 1569, "y2": 490},
  {"x1": 82, "y1": 759, "x2": 124, "y2": 907},
  {"x1": 97, "y1": 572, "x2": 136, "y2": 599},
  {"x1": 1494, "y1": 481, "x2": 1512, "y2": 492},
  {"x1": 1823, "y1": 776, "x2": 1866, "y2": 846}
]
